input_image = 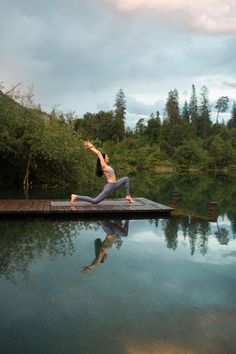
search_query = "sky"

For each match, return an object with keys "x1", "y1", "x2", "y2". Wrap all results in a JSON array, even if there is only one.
[{"x1": 0, "y1": 0, "x2": 236, "y2": 127}]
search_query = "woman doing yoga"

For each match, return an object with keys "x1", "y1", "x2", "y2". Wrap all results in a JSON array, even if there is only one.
[
  {"x1": 70, "y1": 141, "x2": 134, "y2": 205},
  {"x1": 81, "y1": 220, "x2": 129, "y2": 273}
]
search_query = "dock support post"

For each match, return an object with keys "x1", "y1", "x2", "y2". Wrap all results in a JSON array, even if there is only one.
[
  {"x1": 172, "y1": 193, "x2": 179, "y2": 206},
  {"x1": 207, "y1": 202, "x2": 218, "y2": 222}
]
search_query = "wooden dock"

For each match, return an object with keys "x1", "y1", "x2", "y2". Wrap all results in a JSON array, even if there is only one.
[{"x1": 0, "y1": 198, "x2": 173, "y2": 219}]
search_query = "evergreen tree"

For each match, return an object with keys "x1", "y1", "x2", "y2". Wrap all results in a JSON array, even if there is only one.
[
  {"x1": 95, "y1": 110, "x2": 115, "y2": 141},
  {"x1": 215, "y1": 96, "x2": 229, "y2": 122},
  {"x1": 114, "y1": 88, "x2": 126, "y2": 141},
  {"x1": 182, "y1": 100, "x2": 190, "y2": 123},
  {"x1": 165, "y1": 89, "x2": 180, "y2": 124},
  {"x1": 198, "y1": 85, "x2": 211, "y2": 138},
  {"x1": 227, "y1": 101, "x2": 236, "y2": 128},
  {"x1": 155, "y1": 110, "x2": 161, "y2": 120},
  {"x1": 189, "y1": 84, "x2": 198, "y2": 134},
  {"x1": 146, "y1": 111, "x2": 161, "y2": 143},
  {"x1": 135, "y1": 118, "x2": 146, "y2": 135}
]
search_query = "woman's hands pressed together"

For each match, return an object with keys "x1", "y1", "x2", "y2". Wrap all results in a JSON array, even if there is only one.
[{"x1": 84, "y1": 141, "x2": 94, "y2": 149}]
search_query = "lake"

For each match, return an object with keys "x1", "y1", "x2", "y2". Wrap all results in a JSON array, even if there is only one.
[{"x1": 0, "y1": 173, "x2": 236, "y2": 354}]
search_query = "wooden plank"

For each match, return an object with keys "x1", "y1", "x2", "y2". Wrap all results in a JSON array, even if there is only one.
[
  {"x1": 36, "y1": 200, "x2": 45, "y2": 213},
  {"x1": 26, "y1": 199, "x2": 35, "y2": 212},
  {"x1": 139, "y1": 197, "x2": 173, "y2": 210},
  {"x1": 15, "y1": 199, "x2": 30, "y2": 212},
  {"x1": 0, "y1": 200, "x2": 9, "y2": 210},
  {"x1": 0, "y1": 200, "x2": 26, "y2": 213},
  {"x1": 28, "y1": 200, "x2": 40, "y2": 213},
  {"x1": 0, "y1": 200, "x2": 13, "y2": 212},
  {"x1": 0, "y1": 198, "x2": 174, "y2": 217},
  {"x1": 43, "y1": 200, "x2": 51, "y2": 213}
]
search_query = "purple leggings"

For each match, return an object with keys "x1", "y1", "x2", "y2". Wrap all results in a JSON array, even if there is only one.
[{"x1": 78, "y1": 176, "x2": 130, "y2": 204}]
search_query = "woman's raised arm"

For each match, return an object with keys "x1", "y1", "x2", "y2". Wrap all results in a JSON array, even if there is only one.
[{"x1": 84, "y1": 141, "x2": 107, "y2": 171}]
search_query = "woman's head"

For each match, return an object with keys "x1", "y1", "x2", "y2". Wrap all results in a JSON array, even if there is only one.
[
  {"x1": 96, "y1": 152, "x2": 107, "y2": 177},
  {"x1": 104, "y1": 154, "x2": 109, "y2": 163}
]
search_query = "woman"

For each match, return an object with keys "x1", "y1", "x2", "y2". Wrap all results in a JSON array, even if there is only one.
[
  {"x1": 81, "y1": 220, "x2": 129, "y2": 273},
  {"x1": 70, "y1": 141, "x2": 134, "y2": 204}
]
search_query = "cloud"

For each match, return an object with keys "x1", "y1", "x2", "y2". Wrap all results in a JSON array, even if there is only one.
[
  {"x1": 223, "y1": 81, "x2": 236, "y2": 89},
  {"x1": 127, "y1": 96, "x2": 164, "y2": 116},
  {"x1": 104, "y1": 0, "x2": 236, "y2": 33},
  {"x1": 1, "y1": 0, "x2": 235, "y2": 126}
]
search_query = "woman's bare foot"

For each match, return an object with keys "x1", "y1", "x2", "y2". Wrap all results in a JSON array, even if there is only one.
[
  {"x1": 125, "y1": 195, "x2": 134, "y2": 203},
  {"x1": 71, "y1": 194, "x2": 78, "y2": 205}
]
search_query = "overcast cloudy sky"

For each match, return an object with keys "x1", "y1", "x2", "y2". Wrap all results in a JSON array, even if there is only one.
[{"x1": 1, "y1": 0, "x2": 236, "y2": 126}]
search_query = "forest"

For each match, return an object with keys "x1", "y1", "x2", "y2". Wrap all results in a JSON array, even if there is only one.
[{"x1": 0, "y1": 84, "x2": 236, "y2": 189}]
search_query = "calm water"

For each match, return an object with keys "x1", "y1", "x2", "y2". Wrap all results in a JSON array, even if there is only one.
[{"x1": 0, "y1": 174, "x2": 236, "y2": 354}]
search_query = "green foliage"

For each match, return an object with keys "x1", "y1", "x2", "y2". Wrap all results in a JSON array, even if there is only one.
[
  {"x1": 189, "y1": 84, "x2": 198, "y2": 134},
  {"x1": 181, "y1": 101, "x2": 190, "y2": 123},
  {"x1": 160, "y1": 120, "x2": 193, "y2": 157},
  {"x1": 174, "y1": 139, "x2": 209, "y2": 169},
  {"x1": 164, "y1": 88, "x2": 180, "y2": 124},
  {"x1": 145, "y1": 112, "x2": 161, "y2": 143},
  {"x1": 0, "y1": 83, "x2": 236, "y2": 189},
  {"x1": 208, "y1": 135, "x2": 234, "y2": 168},
  {"x1": 74, "y1": 110, "x2": 116, "y2": 143},
  {"x1": 227, "y1": 101, "x2": 236, "y2": 128},
  {"x1": 198, "y1": 85, "x2": 211, "y2": 138},
  {"x1": 215, "y1": 96, "x2": 229, "y2": 121},
  {"x1": 0, "y1": 89, "x2": 91, "y2": 187},
  {"x1": 135, "y1": 118, "x2": 146, "y2": 136}
]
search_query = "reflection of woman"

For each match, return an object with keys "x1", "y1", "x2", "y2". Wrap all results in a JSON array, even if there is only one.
[
  {"x1": 81, "y1": 220, "x2": 129, "y2": 273},
  {"x1": 71, "y1": 141, "x2": 133, "y2": 204}
]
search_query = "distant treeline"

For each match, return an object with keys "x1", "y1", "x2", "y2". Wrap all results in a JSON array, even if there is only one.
[{"x1": 0, "y1": 85, "x2": 236, "y2": 188}]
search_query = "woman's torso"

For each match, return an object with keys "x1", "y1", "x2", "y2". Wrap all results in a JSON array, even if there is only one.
[{"x1": 103, "y1": 165, "x2": 116, "y2": 183}]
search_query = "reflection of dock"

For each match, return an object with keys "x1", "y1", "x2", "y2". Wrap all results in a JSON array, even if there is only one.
[
  {"x1": 0, "y1": 198, "x2": 174, "y2": 218},
  {"x1": 171, "y1": 196, "x2": 218, "y2": 222}
]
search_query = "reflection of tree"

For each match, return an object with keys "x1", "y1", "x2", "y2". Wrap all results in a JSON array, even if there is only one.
[
  {"x1": 179, "y1": 217, "x2": 190, "y2": 240},
  {"x1": 149, "y1": 219, "x2": 159, "y2": 228},
  {"x1": 188, "y1": 219, "x2": 198, "y2": 256},
  {"x1": 162, "y1": 216, "x2": 210, "y2": 255},
  {"x1": 181, "y1": 218, "x2": 210, "y2": 255},
  {"x1": 162, "y1": 218, "x2": 179, "y2": 251},
  {"x1": 198, "y1": 221, "x2": 210, "y2": 255},
  {"x1": 0, "y1": 220, "x2": 96, "y2": 283},
  {"x1": 227, "y1": 212, "x2": 236, "y2": 239},
  {"x1": 215, "y1": 222, "x2": 229, "y2": 245}
]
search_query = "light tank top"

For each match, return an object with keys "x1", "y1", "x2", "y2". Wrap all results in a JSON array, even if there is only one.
[{"x1": 104, "y1": 165, "x2": 116, "y2": 179}]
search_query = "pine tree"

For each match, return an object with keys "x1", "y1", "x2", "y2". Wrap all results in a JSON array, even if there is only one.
[
  {"x1": 165, "y1": 89, "x2": 180, "y2": 124},
  {"x1": 198, "y1": 85, "x2": 211, "y2": 137},
  {"x1": 189, "y1": 84, "x2": 198, "y2": 134},
  {"x1": 135, "y1": 118, "x2": 146, "y2": 135},
  {"x1": 114, "y1": 88, "x2": 126, "y2": 141},
  {"x1": 227, "y1": 101, "x2": 236, "y2": 128},
  {"x1": 146, "y1": 111, "x2": 161, "y2": 143},
  {"x1": 155, "y1": 110, "x2": 161, "y2": 121},
  {"x1": 182, "y1": 100, "x2": 190, "y2": 123},
  {"x1": 215, "y1": 96, "x2": 229, "y2": 122}
]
